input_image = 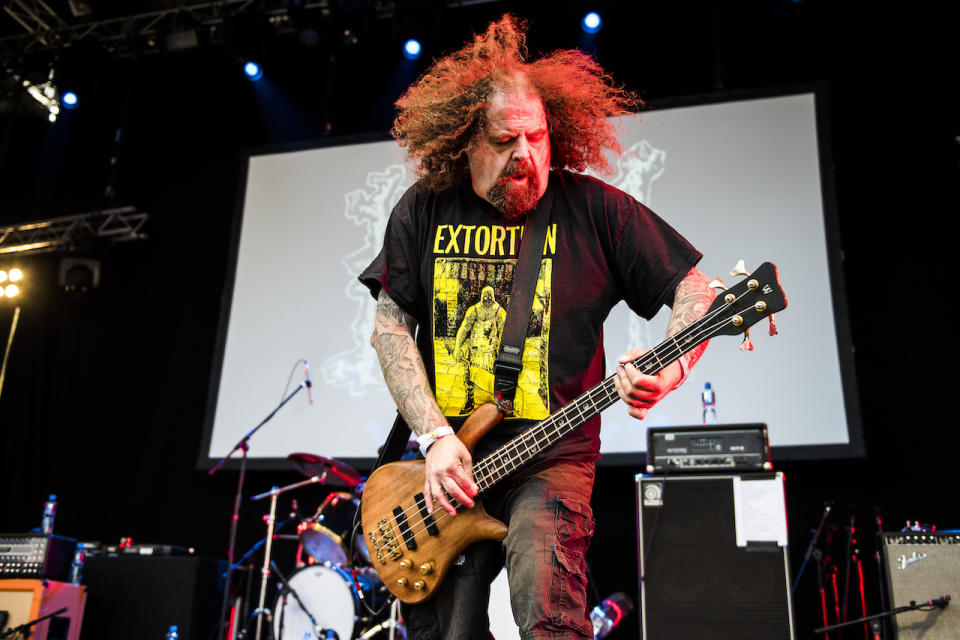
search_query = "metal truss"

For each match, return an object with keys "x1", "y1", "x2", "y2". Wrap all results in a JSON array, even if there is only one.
[
  {"x1": 0, "y1": 0, "x2": 500, "y2": 58},
  {"x1": 0, "y1": 0, "x2": 318, "y2": 57},
  {"x1": 0, "y1": 206, "x2": 148, "y2": 256}
]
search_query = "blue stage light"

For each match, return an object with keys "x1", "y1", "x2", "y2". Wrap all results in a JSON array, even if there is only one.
[
  {"x1": 62, "y1": 92, "x2": 78, "y2": 108},
  {"x1": 403, "y1": 39, "x2": 422, "y2": 60},
  {"x1": 582, "y1": 12, "x2": 602, "y2": 34},
  {"x1": 243, "y1": 61, "x2": 263, "y2": 81}
]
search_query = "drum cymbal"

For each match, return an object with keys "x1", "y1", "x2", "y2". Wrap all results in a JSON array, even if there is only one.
[{"x1": 287, "y1": 453, "x2": 363, "y2": 488}]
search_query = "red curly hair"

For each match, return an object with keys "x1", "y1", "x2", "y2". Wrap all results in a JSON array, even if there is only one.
[{"x1": 391, "y1": 14, "x2": 641, "y2": 192}]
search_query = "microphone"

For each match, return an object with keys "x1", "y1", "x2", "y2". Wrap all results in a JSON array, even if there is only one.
[
  {"x1": 304, "y1": 360, "x2": 313, "y2": 405},
  {"x1": 928, "y1": 595, "x2": 951, "y2": 609}
]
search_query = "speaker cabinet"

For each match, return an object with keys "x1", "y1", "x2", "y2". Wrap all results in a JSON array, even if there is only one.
[
  {"x1": 636, "y1": 473, "x2": 795, "y2": 640},
  {"x1": 882, "y1": 532, "x2": 960, "y2": 639},
  {"x1": 0, "y1": 579, "x2": 86, "y2": 640},
  {"x1": 79, "y1": 556, "x2": 220, "y2": 640}
]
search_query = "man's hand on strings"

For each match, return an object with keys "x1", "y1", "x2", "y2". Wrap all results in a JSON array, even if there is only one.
[
  {"x1": 424, "y1": 435, "x2": 477, "y2": 516},
  {"x1": 613, "y1": 348, "x2": 684, "y2": 420}
]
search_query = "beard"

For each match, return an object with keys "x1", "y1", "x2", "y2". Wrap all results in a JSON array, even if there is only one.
[{"x1": 486, "y1": 160, "x2": 541, "y2": 219}]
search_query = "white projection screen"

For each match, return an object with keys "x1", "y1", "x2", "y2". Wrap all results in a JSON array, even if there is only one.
[{"x1": 201, "y1": 89, "x2": 862, "y2": 469}]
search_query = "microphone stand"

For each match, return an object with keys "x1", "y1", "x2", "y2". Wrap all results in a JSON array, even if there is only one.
[
  {"x1": 270, "y1": 561, "x2": 326, "y2": 640},
  {"x1": 794, "y1": 501, "x2": 833, "y2": 591},
  {"x1": 0, "y1": 607, "x2": 68, "y2": 639},
  {"x1": 814, "y1": 596, "x2": 951, "y2": 636},
  {"x1": 210, "y1": 379, "x2": 311, "y2": 640}
]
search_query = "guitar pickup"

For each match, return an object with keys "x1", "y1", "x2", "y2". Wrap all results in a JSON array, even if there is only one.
[
  {"x1": 415, "y1": 492, "x2": 439, "y2": 537},
  {"x1": 393, "y1": 506, "x2": 417, "y2": 550}
]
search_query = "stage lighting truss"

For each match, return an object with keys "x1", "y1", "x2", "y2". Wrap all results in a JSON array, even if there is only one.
[
  {"x1": 0, "y1": 206, "x2": 148, "y2": 257},
  {"x1": 0, "y1": 0, "x2": 330, "y2": 57}
]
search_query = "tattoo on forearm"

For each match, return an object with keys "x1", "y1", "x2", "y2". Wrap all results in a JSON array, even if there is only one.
[
  {"x1": 372, "y1": 291, "x2": 446, "y2": 436},
  {"x1": 667, "y1": 268, "x2": 716, "y2": 368}
]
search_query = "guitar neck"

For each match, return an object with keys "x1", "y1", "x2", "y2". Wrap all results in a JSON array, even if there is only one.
[{"x1": 472, "y1": 320, "x2": 700, "y2": 494}]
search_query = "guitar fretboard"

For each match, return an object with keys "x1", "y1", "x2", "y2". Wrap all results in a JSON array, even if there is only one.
[{"x1": 471, "y1": 321, "x2": 701, "y2": 493}]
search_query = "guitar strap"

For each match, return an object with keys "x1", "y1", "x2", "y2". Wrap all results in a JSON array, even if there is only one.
[
  {"x1": 371, "y1": 182, "x2": 554, "y2": 471},
  {"x1": 493, "y1": 185, "x2": 554, "y2": 416}
]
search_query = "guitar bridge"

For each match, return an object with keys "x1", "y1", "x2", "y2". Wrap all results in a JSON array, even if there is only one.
[{"x1": 370, "y1": 517, "x2": 404, "y2": 564}]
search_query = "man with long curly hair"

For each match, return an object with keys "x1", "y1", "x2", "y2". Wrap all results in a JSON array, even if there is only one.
[{"x1": 361, "y1": 14, "x2": 715, "y2": 639}]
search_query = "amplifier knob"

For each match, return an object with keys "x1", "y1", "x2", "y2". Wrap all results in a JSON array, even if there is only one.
[{"x1": 413, "y1": 580, "x2": 427, "y2": 591}]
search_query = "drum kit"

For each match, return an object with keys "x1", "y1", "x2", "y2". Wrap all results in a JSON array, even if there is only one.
[{"x1": 249, "y1": 452, "x2": 401, "y2": 640}]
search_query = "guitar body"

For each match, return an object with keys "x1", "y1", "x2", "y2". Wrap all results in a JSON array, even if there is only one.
[{"x1": 361, "y1": 404, "x2": 508, "y2": 604}]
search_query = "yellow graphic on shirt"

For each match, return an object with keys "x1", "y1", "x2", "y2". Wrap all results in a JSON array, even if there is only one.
[{"x1": 432, "y1": 257, "x2": 551, "y2": 419}]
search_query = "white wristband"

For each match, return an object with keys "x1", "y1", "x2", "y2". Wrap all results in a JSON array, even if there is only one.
[{"x1": 417, "y1": 426, "x2": 455, "y2": 456}]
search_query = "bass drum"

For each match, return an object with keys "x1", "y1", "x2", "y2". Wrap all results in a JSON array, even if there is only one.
[{"x1": 272, "y1": 564, "x2": 385, "y2": 640}]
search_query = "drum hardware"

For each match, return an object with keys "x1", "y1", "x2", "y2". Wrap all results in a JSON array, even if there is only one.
[
  {"x1": 209, "y1": 374, "x2": 312, "y2": 640},
  {"x1": 248, "y1": 476, "x2": 342, "y2": 640},
  {"x1": 250, "y1": 485, "x2": 280, "y2": 640}
]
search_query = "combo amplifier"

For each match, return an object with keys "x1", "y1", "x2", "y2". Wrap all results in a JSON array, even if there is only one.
[
  {"x1": 882, "y1": 532, "x2": 960, "y2": 639},
  {"x1": 645, "y1": 423, "x2": 771, "y2": 474},
  {"x1": 0, "y1": 533, "x2": 77, "y2": 581}
]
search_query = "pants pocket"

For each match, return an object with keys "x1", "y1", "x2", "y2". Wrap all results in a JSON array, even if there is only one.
[{"x1": 548, "y1": 496, "x2": 596, "y2": 637}]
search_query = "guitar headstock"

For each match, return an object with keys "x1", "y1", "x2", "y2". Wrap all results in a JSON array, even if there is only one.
[{"x1": 705, "y1": 262, "x2": 787, "y2": 338}]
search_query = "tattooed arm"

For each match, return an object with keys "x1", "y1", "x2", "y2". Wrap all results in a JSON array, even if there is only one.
[
  {"x1": 613, "y1": 266, "x2": 716, "y2": 420},
  {"x1": 370, "y1": 289, "x2": 477, "y2": 515}
]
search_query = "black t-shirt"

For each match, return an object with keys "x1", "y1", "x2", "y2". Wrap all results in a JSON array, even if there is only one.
[{"x1": 359, "y1": 170, "x2": 701, "y2": 462}]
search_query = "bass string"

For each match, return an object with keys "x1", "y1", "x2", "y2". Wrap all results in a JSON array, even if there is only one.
[{"x1": 368, "y1": 286, "x2": 758, "y2": 551}]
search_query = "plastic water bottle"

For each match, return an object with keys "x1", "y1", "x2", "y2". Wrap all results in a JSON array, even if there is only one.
[
  {"x1": 42, "y1": 495, "x2": 57, "y2": 535},
  {"x1": 701, "y1": 382, "x2": 717, "y2": 425},
  {"x1": 165, "y1": 625, "x2": 179, "y2": 639},
  {"x1": 69, "y1": 547, "x2": 85, "y2": 583},
  {"x1": 590, "y1": 592, "x2": 633, "y2": 638}
]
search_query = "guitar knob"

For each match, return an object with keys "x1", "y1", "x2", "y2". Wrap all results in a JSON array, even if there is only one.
[
  {"x1": 740, "y1": 330, "x2": 754, "y2": 352},
  {"x1": 768, "y1": 314, "x2": 779, "y2": 336},
  {"x1": 419, "y1": 562, "x2": 434, "y2": 575},
  {"x1": 413, "y1": 580, "x2": 427, "y2": 591},
  {"x1": 730, "y1": 259, "x2": 749, "y2": 277},
  {"x1": 396, "y1": 577, "x2": 409, "y2": 587},
  {"x1": 400, "y1": 559, "x2": 413, "y2": 569}
]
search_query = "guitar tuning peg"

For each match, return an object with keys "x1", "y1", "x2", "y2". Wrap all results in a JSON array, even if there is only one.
[
  {"x1": 708, "y1": 276, "x2": 727, "y2": 291},
  {"x1": 768, "y1": 313, "x2": 778, "y2": 336},
  {"x1": 739, "y1": 329, "x2": 754, "y2": 351},
  {"x1": 730, "y1": 259, "x2": 749, "y2": 277}
]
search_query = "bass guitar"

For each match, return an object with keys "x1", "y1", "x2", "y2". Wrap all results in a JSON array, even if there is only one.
[{"x1": 361, "y1": 261, "x2": 787, "y2": 604}]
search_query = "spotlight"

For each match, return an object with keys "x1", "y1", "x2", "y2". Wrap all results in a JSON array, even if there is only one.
[
  {"x1": 581, "y1": 12, "x2": 602, "y2": 34},
  {"x1": 3, "y1": 284, "x2": 18, "y2": 298},
  {"x1": 8, "y1": 268, "x2": 22, "y2": 282},
  {"x1": 402, "y1": 39, "x2": 422, "y2": 60},
  {"x1": 62, "y1": 92, "x2": 78, "y2": 108},
  {"x1": 243, "y1": 61, "x2": 263, "y2": 81},
  {"x1": 59, "y1": 258, "x2": 100, "y2": 295},
  {"x1": 23, "y1": 67, "x2": 62, "y2": 123}
]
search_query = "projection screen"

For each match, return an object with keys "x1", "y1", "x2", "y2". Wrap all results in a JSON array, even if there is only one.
[{"x1": 201, "y1": 89, "x2": 862, "y2": 468}]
